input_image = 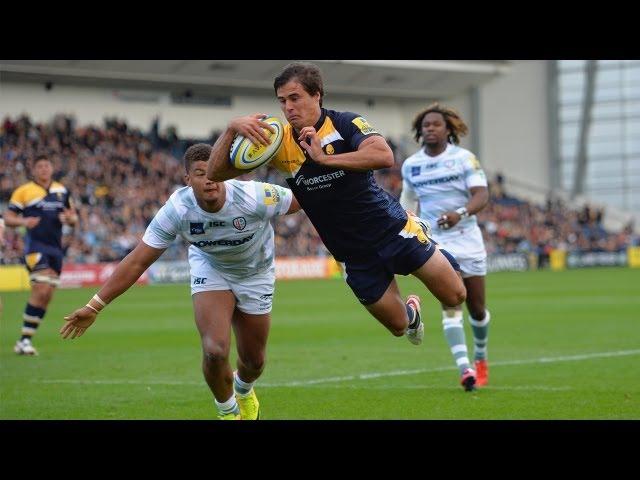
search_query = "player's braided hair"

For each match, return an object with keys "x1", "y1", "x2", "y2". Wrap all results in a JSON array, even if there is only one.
[
  {"x1": 274, "y1": 62, "x2": 325, "y2": 107},
  {"x1": 412, "y1": 102, "x2": 469, "y2": 145},
  {"x1": 183, "y1": 143, "x2": 212, "y2": 172}
]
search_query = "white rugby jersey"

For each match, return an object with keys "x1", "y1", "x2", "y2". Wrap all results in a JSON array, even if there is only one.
[
  {"x1": 401, "y1": 144, "x2": 487, "y2": 237},
  {"x1": 143, "y1": 180, "x2": 293, "y2": 277}
]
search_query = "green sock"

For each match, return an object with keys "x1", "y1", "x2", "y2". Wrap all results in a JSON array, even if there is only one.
[{"x1": 469, "y1": 309, "x2": 490, "y2": 361}]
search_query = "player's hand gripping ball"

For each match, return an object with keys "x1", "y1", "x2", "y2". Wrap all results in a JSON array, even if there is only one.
[{"x1": 229, "y1": 115, "x2": 284, "y2": 170}]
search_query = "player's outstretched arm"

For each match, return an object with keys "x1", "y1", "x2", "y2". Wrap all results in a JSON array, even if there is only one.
[
  {"x1": 207, "y1": 114, "x2": 275, "y2": 182},
  {"x1": 60, "y1": 242, "x2": 165, "y2": 339}
]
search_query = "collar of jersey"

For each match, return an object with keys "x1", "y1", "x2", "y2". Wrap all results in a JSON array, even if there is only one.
[{"x1": 424, "y1": 142, "x2": 453, "y2": 159}]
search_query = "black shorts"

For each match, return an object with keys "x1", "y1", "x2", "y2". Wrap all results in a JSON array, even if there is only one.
[{"x1": 24, "y1": 242, "x2": 64, "y2": 275}]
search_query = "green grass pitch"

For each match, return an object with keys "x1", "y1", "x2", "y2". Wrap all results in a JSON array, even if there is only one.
[{"x1": 1, "y1": 267, "x2": 639, "y2": 419}]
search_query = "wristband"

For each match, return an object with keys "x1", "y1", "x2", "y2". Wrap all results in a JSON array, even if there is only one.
[
  {"x1": 85, "y1": 303, "x2": 100, "y2": 314},
  {"x1": 86, "y1": 294, "x2": 107, "y2": 314},
  {"x1": 455, "y1": 207, "x2": 469, "y2": 218}
]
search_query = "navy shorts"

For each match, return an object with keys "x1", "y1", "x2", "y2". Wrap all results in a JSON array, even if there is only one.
[
  {"x1": 24, "y1": 241, "x2": 64, "y2": 275},
  {"x1": 339, "y1": 213, "x2": 462, "y2": 306},
  {"x1": 343, "y1": 241, "x2": 461, "y2": 305},
  {"x1": 339, "y1": 214, "x2": 445, "y2": 305}
]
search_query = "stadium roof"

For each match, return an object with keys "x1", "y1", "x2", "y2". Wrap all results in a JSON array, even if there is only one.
[{"x1": 0, "y1": 60, "x2": 511, "y2": 101}]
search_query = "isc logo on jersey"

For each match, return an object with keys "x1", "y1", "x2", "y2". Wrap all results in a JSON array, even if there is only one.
[{"x1": 229, "y1": 116, "x2": 284, "y2": 171}]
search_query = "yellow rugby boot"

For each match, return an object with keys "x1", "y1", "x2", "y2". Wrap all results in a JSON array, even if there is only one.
[{"x1": 236, "y1": 389, "x2": 261, "y2": 420}]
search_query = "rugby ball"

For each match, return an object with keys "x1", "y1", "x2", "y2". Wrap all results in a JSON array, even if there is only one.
[{"x1": 229, "y1": 115, "x2": 284, "y2": 170}]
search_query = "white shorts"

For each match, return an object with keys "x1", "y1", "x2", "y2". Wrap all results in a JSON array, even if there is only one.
[
  {"x1": 188, "y1": 249, "x2": 275, "y2": 314},
  {"x1": 433, "y1": 226, "x2": 487, "y2": 278}
]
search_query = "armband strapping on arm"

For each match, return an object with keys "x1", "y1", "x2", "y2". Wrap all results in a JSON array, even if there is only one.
[{"x1": 86, "y1": 294, "x2": 108, "y2": 314}]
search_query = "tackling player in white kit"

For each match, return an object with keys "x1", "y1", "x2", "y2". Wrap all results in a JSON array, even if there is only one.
[
  {"x1": 400, "y1": 103, "x2": 491, "y2": 391},
  {"x1": 60, "y1": 143, "x2": 300, "y2": 419}
]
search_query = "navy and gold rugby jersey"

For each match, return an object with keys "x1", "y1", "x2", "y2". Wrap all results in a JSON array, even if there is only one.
[
  {"x1": 8, "y1": 181, "x2": 72, "y2": 250},
  {"x1": 271, "y1": 108, "x2": 407, "y2": 261}
]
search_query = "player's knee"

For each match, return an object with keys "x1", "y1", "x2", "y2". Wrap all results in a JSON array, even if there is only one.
[
  {"x1": 443, "y1": 286, "x2": 466, "y2": 308},
  {"x1": 242, "y1": 354, "x2": 266, "y2": 373},
  {"x1": 202, "y1": 338, "x2": 230, "y2": 365},
  {"x1": 389, "y1": 323, "x2": 406, "y2": 337},
  {"x1": 31, "y1": 291, "x2": 50, "y2": 307}
]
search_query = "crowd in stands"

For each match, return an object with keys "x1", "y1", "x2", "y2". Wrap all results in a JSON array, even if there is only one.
[{"x1": 1, "y1": 114, "x2": 637, "y2": 268}]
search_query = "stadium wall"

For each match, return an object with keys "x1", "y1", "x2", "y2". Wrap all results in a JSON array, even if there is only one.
[
  {"x1": 0, "y1": 82, "x2": 410, "y2": 140},
  {"x1": 470, "y1": 60, "x2": 550, "y2": 196}
]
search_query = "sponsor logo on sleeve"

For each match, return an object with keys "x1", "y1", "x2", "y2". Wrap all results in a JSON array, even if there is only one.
[
  {"x1": 263, "y1": 185, "x2": 281, "y2": 206},
  {"x1": 351, "y1": 117, "x2": 378, "y2": 135}
]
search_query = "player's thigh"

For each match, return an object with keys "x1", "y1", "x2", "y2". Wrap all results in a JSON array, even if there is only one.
[
  {"x1": 28, "y1": 267, "x2": 58, "y2": 303},
  {"x1": 192, "y1": 290, "x2": 236, "y2": 351},
  {"x1": 411, "y1": 248, "x2": 466, "y2": 307}
]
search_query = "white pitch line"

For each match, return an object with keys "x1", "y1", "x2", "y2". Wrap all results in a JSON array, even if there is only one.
[
  {"x1": 34, "y1": 379, "x2": 203, "y2": 386},
  {"x1": 261, "y1": 349, "x2": 640, "y2": 387},
  {"x1": 288, "y1": 384, "x2": 573, "y2": 391},
  {"x1": 33, "y1": 349, "x2": 640, "y2": 388}
]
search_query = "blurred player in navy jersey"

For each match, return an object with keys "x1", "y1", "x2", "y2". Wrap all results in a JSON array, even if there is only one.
[{"x1": 4, "y1": 154, "x2": 78, "y2": 356}]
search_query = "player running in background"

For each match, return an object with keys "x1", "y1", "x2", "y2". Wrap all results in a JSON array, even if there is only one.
[
  {"x1": 60, "y1": 144, "x2": 300, "y2": 419},
  {"x1": 207, "y1": 62, "x2": 467, "y2": 369},
  {"x1": 4, "y1": 154, "x2": 78, "y2": 356},
  {"x1": 400, "y1": 103, "x2": 491, "y2": 390}
]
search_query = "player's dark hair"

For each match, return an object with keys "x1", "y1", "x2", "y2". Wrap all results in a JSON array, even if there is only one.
[
  {"x1": 33, "y1": 154, "x2": 51, "y2": 165},
  {"x1": 412, "y1": 102, "x2": 469, "y2": 145},
  {"x1": 183, "y1": 143, "x2": 212, "y2": 173},
  {"x1": 274, "y1": 62, "x2": 324, "y2": 107}
]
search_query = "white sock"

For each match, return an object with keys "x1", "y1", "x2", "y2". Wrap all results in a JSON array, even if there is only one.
[
  {"x1": 233, "y1": 371, "x2": 255, "y2": 397},
  {"x1": 442, "y1": 310, "x2": 471, "y2": 374},
  {"x1": 215, "y1": 393, "x2": 238, "y2": 414}
]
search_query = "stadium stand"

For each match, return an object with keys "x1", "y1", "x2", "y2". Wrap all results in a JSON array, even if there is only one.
[{"x1": 1, "y1": 114, "x2": 637, "y2": 268}]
